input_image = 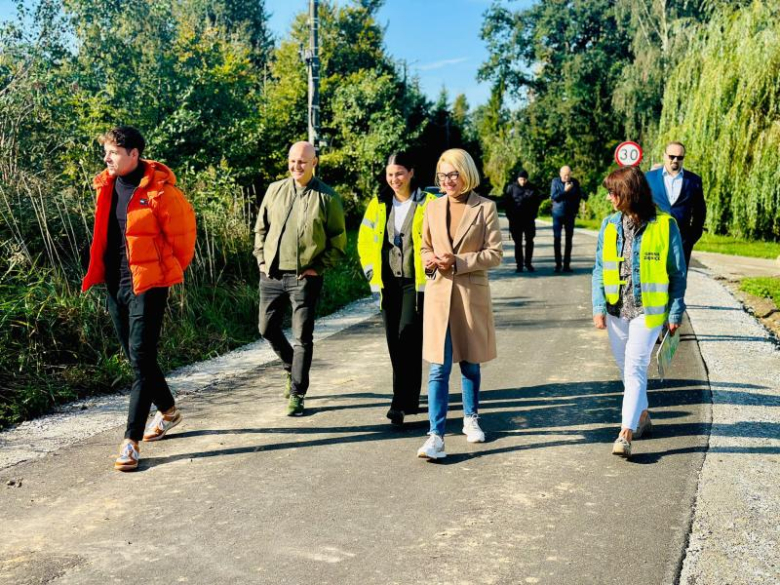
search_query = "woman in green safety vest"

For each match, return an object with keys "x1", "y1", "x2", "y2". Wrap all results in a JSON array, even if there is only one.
[
  {"x1": 357, "y1": 152, "x2": 437, "y2": 426},
  {"x1": 592, "y1": 166, "x2": 687, "y2": 459}
]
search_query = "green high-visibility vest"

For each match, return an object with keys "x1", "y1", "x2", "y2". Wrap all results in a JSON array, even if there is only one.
[{"x1": 602, "y1": 213, "x2": 672, "y2": 328}]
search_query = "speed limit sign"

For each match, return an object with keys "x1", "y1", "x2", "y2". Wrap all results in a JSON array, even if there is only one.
[{"x1": 614, "y1": 141, "x2": 643, "y2": 167}]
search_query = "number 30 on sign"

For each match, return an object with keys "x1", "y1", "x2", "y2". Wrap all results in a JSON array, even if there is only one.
[{"x1": 614, "y1": 141, "x2": 643, "y2": 167}]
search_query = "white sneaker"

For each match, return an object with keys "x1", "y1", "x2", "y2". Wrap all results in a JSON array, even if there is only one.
[
  {"x1": 463, "y1": 414, "x2": 485, "y2": 443},
  {"x1": 417, "y1": 434, "x2": 446, "y2": 460}
]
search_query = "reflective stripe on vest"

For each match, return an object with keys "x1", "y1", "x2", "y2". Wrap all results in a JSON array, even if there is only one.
[
  {"x1": 602, "y1": 222, "x2": 625, "y2": 305},
  {"x1": 639, "y1": 214, "x2": 671, "y2": 328}
]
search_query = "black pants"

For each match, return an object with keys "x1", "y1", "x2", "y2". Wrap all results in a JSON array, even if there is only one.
[
  {"x1": 106, "y1": 285, "x2": 173, "y2": 442},
  {"x1": 380, "y1": 275, "x2": 423, "y2": 414},
  {"x1": 258, "y1": 272, "x2": 323, "y2": 396},
  {"x1": 508, "y1": 216, "x2": 536, "y2": 268},
  {"x1": 552, "y1": 214, "x2": 575, "y2": 269}
]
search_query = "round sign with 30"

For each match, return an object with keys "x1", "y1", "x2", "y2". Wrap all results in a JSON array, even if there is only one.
[{"x1": 614, "y1": 141, "x2": 643, "y2": 167}]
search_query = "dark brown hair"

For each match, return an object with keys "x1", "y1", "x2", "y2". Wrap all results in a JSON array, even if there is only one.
[
  {"x1": 602, "y1": 166, "x2": 656, "y2": 222},
  {"x1": 99, "y1": 126, "x2": 145, "y2": 156}
]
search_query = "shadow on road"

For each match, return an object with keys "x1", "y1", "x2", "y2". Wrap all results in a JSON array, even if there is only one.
[{"x1": 140, "y1": 377, "x2": 777, "y2": 471}]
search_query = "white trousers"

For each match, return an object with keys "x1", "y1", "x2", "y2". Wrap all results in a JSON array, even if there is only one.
[{"x1": 607, "y1": 315, "x2": 663, "y2": 431}]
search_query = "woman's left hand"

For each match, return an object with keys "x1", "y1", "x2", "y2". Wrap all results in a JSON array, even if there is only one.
[
  {"x1": 436, "y1": 252, "x2": 455, "y2": 270},
  {"x1": 668, "y1": 323, "x2": 680, "y2": 335}
]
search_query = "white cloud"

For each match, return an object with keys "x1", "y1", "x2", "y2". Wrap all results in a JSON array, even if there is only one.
[{"x1": 417, "y1": 57, "x2": 469, "y2": 71}]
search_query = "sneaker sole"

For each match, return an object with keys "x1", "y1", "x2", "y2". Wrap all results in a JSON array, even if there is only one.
[
  {"x1": 612, "y1": 447, "x2": 631, "y2": 458},
  {"x1": 114, "y1": 461, "x2": 138, "y2": 471},
  {"x1": 417, "y1": 451, "x2": 447, "y2": 460},
  {"x1": 463, "y1": 429, "x2": 486, "y2": 443},
  {"x1": 142, "y1": 415, "x2": 182, "y2": 442}
]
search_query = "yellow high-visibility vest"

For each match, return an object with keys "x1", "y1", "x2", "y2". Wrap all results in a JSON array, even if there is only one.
[
  {"x1": 357, "y1": 190, "x2": 436, "y2": 295},
  {"x1": 602, "y1": 212, "x2": 672, "y2": 328}
]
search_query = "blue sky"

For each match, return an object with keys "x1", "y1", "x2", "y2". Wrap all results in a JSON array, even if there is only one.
[{"x1": 0, "y1": 0, "x2": 535, "y2": 107}]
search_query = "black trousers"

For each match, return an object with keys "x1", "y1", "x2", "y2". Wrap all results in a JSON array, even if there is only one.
[
  {"x1": 552, "y1": 214, "x2": 575, "y2": 268},
  {"x1": 380, "y1": 275, "x2": 423, "y2": 414},
  {"x1": 508, "y1": 216, "x2": 536, "y2": 268},
  {"x1": 106, "y1": 285, "x2": 173, "y2": 442},
  {"x1": 258, "y1": 272, "x2": 323, "y2": 396}
]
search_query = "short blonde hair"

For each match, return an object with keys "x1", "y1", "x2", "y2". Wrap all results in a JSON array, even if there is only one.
[{"x1": 436, "y1": 148, "x2": 480, "y2": 194}]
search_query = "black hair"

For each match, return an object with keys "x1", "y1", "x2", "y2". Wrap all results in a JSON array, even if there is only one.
[
  {"x1": 382, "y1": 151, "x2": 419, "y2": 197},
  {"x1": 99, "y1": 126, "x2": 146, "y2": 156}
]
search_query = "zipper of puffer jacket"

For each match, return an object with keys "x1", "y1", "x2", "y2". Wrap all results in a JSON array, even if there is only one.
[{"x1": 123, "y1": 185, "x2": 140, "y2": 283}]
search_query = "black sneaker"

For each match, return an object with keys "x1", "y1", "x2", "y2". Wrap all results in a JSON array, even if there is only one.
[
  {"x1": 563, "y1": 266, "x2": 574, "y2": 273},
  {"x1": 525, "y1": 265, "x2": 535, "y2": 272},
  {"x1": 554, "y1": 265, "x2": 562, "y2": 273},
  {"x1": 515, "y1": 266, "x2": 524, "y2": 273},
  {"x1": 387, "y1": 408, "x2": 404, "y2": 426}
]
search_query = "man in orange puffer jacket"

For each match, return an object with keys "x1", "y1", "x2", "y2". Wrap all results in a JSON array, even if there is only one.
[{"x1": 82, "y1": 126, "x2": 196, "y2": 472}]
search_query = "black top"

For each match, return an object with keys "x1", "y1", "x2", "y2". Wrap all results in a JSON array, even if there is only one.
[
  {"x1": 105, "y1": 162, "x2": 145, "y2": 290},
  {"x1": 505, "y1": 182, "x2": 541, "y2": 218}
]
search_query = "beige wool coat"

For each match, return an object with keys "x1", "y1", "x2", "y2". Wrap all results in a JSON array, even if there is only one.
[{"x1": 421, "y1": 191, "x2": 503, "y2": 365}]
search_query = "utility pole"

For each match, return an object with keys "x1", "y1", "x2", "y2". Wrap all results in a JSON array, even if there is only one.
[{"x1": 304, "y1": 0, "x2": 321, "y2": 148}]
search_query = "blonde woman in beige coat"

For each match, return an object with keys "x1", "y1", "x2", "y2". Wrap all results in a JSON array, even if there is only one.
[{"x1": 417, "y1": 149, "x2": 503, "y2": 460}]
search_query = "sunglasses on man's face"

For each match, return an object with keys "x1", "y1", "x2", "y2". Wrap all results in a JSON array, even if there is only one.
[{"x1": 666, "y1": 153, "x2": 685, "y2": 161}]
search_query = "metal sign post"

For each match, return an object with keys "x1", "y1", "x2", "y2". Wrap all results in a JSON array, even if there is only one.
[{"x1": 304, "y1": 0, "x2": 321, "y2": 148}]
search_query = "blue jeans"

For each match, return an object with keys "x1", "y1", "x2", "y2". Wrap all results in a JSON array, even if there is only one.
[{"x1": 427, "y1": 327, "x2": 481, "y2": 436}]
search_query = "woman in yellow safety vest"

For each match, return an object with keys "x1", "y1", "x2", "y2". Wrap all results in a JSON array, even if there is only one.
[
  {"x1": 592, "y1": 166, "x2": 687, "y2": 459},
  {"x1": 357, "y1": 152, "x2": 437, "y2": 426}
]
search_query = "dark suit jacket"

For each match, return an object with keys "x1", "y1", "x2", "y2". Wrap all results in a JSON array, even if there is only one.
[{"x1": 646, "y1": 168, "x2": 706, "y2": 259}]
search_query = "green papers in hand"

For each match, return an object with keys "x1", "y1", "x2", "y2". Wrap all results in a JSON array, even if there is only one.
[{"x1": 656, "y1": 329, "x2": 680, "y2": 381}]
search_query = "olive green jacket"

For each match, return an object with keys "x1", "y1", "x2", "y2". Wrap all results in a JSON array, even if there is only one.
[{"x1": 253, "y1": 176, "x2": 346, "y2": 275}]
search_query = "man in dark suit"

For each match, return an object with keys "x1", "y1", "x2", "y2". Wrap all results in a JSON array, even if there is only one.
[{"x1": 646, "y1": 141, "x2": 706, "y2": 268}]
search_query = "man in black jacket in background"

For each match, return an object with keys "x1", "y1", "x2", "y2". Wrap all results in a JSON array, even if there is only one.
[{"x1": 505, "y1": 170, "x2": 542, "y2": 272}]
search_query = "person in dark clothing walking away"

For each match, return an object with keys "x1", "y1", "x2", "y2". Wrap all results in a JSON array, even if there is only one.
[
  {"x1": 358, "y1": 153, "x2": 436, "y2": 426},
  {"x1": 505, "y1": 169, "x2": 541, "y2": 272},
  {"x1": 82, "y1": 126, "x2": 197, "y2": 471},
  {"x1": 253, "y1": 141, "x2": 346, "y2": 417},
  {"x1": 550, "y1": 166, "x2": 586, "y2": 272}
]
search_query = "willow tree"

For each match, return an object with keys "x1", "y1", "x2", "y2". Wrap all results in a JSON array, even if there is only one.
[{"x1": 658, "y1": 1, "x2": 780, "y2": 240}]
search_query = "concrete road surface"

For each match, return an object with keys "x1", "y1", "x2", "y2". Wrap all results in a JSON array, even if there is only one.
[{"x1": 0, "y1": 221, "x2": 709, "y2": 585}]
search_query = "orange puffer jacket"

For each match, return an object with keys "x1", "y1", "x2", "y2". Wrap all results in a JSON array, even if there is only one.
[{"x1": 82, "y1": 160, "x2": 197, "y2": 295}]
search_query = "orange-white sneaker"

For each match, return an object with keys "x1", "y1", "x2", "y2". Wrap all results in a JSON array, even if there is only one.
[
  {"x1": 142, "y1": 408, "x2": 182, "y2": 442},
  {"x1": 114, "y1": 440, "x2": 139, "y2": 471}
]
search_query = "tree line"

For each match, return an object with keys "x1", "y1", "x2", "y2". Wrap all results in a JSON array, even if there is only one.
[{"x1": 479, "y1": 0, "x2": 779, "y2": 240}]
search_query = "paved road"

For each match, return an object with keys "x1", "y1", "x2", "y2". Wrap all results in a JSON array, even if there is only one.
[{"x1": 0, "y1": 221, "x2": 710, "y2": 585}]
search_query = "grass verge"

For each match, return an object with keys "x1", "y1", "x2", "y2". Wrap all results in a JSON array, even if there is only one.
[{"x1": 740, "y1": 277, "x2": 780, "y2": 307}]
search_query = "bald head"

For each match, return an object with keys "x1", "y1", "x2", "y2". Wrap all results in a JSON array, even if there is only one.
[
  {"x1": 559, "y1": 166, "x2": 572, "y2": 182},
  {"x1": 288, "y1": 141, "x2": 318, "y2": 186}
]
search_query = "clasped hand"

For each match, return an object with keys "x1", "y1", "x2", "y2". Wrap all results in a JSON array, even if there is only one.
[{"x1": 425, "y1": 252, "x2": 455, "y2": 272}]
